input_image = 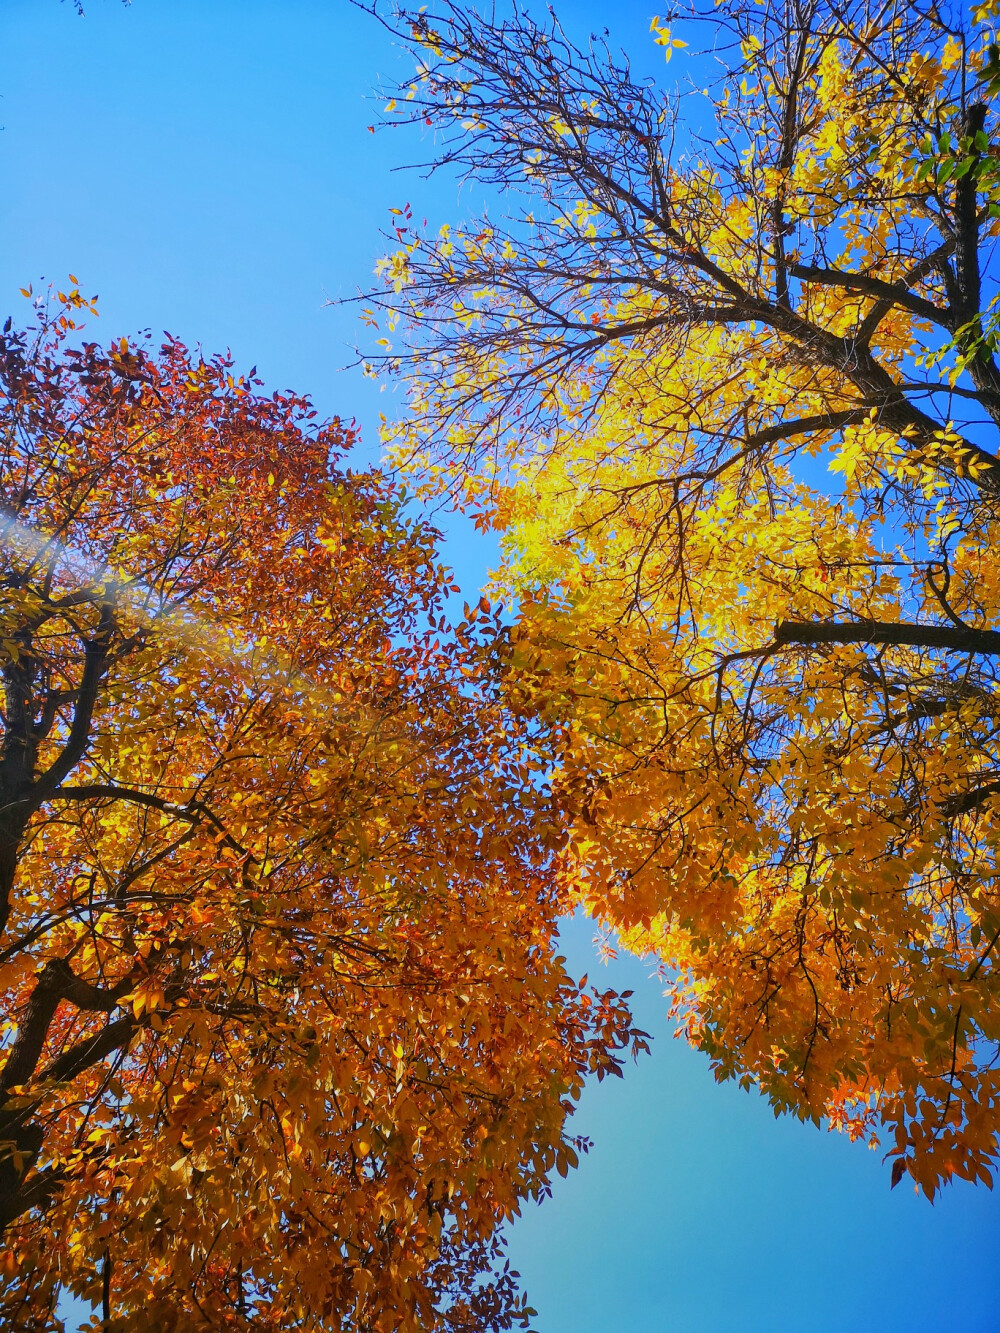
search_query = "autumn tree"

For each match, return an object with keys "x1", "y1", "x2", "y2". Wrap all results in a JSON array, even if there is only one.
[
  {"x1": 370, "y1": 0, "x2": 1000, "y2": 1196},
  {"x1": 0, "y1": 288, "x2": 643, "y2": 1330}
]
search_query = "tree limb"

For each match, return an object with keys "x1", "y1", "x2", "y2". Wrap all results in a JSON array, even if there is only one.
[
  {"x1": 940, "y1": 780, "x2": 1000, "y2": 817},
  {"x1": 41, "y1": 1014, "x2": 138, "y2": 1086},
  {"x1": 0, "y1": 959, "x2": 137, "y2": 1096},
  {"x1": 788, "y1": 260, "x2": 949, "y2": 328},
  {"x1": 775, "y1": 619, "x2": 1000, "y2": 654}
]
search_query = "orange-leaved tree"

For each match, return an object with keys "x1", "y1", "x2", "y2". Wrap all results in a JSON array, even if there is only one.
[
  {"x1": 0, "y1": 288, "x2": 643, "y2": 1329},
  {"x1": 370, "y1": 0, "x2": 1000, "y2": 1196}
]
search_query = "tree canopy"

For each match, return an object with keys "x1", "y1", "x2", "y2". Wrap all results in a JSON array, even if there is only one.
[
  {"x1": 0, "y1": 289, "x2": 643, "y2": 1330},
  {"x1": 373, "y1": 0, "x2": 1000, "y2": 1197}
]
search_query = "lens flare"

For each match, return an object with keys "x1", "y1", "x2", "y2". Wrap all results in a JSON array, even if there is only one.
[{"x1": 0, "y1": 512, "x2": 339, "y2": 713}]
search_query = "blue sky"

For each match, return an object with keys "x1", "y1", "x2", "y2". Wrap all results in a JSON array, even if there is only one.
[{"x1": 2, "y1": 2, "x2": 999, "y2": 1329}]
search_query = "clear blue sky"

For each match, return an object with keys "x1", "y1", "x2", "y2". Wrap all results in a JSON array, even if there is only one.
[{"x1": 2, "y1": 3, "x2": 999, "y2": 1330}]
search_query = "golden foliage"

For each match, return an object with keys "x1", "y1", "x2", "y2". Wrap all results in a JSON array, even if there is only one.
[{"x1": 374, "y1": 0, "x2": 1000, "y2": 1196}]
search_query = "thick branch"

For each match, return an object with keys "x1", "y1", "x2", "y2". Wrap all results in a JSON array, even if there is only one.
[
  {"x1": 771, "y1": 23, "x2": 811, "y2": 309},
  {"x1": 749, "y1": 407, "x2": 875, "y2": 449},
  {"x1": 946, "y1": 103, "x2": 1000, "y2": 427},
  {"x1": 788, "y1": 260, "x2": 949, "y2": 328},
  {"x1": 41, "y1": 1014, "x2": 138, "y2": 1086},
  {"x1": 47, "y1": 786, "x2": 246, "y2": 857},
  {"x1": 954, "y1": 105, "x2": 988, "y2": 327},
  {"x1": 30, "y1": 603, "x2": 115, "y2": 808},
  {"x1": 869, "y1": 696, "x2": 953, "y2": 735},
  {"x1": 775, "y1": 619, "x2": 1000, "y2": 654},
  {"x1": 0, "y1": 958, "x2": 135, "y2": 1095},
  {"x1": 940, "y1": 780, "x2": 1000, "y2": 817},
  {"x1": 0, "y1": 1152, "x2": 60, "y2": 1232},
  {"x1": 49, "y1": 784, "x2": 196, "y2": 818},
  {"x1": 0, "y1": 605, "x2": 116, "y2": 940}
]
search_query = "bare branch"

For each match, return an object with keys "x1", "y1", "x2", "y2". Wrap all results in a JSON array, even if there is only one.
[{"x1": 775, "y1": 619, "x2": 1000, "y2": 654}]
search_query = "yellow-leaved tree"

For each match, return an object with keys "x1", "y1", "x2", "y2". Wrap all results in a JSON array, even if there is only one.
[{"x1": 371, "y1": 0, "x2": 1000, "y2": 1196}]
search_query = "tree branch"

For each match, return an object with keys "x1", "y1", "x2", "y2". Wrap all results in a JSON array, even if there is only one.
[
  {"x1": 940, "y1": 779, "x2": 1000, "y2": 817},
  {"x1": 0, "y1": 959, "x2": 136, "y2": 1095},
  {"x1": 30, "y1": 602, "x2": 115, "y2": 808},
  {"x1": 49, "y1": 784, "x2": 197, "y2": 818},
  {"x1": 775, "y1": 619, "x2": 1000, "y2": 654},
  {"x1": 41, "y1": 1014, "x2": 138, "y2": 1086},
  {"x1": 788, "y1": 260, "x2": 949, "y2": 328},
  {"x1": 748, "y1": 407, "x2": 875, "y2": 449}
]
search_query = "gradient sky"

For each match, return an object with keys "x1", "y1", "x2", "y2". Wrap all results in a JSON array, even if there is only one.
[{"x1": 2, "y1": 2, "x2": 999, "y2": 1329}]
